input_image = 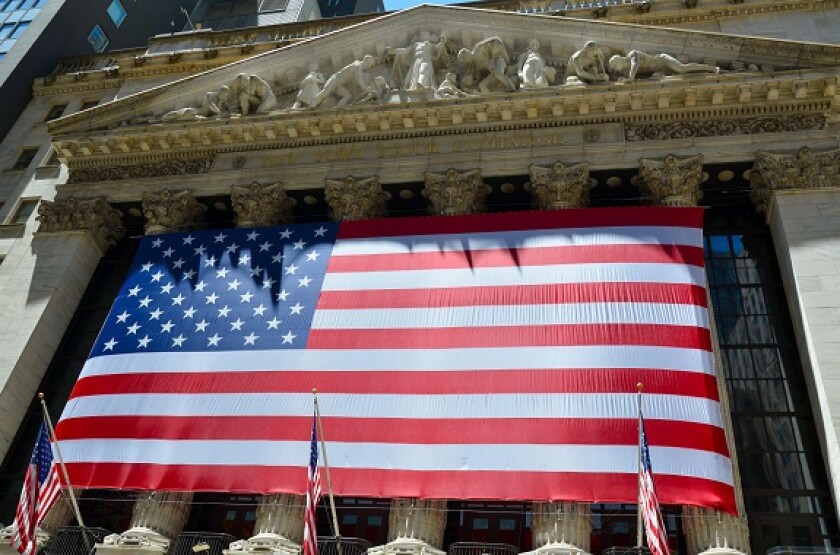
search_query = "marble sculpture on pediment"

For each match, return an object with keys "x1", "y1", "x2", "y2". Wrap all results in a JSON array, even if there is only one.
[
  {"x1": 435, "y1": 72, "x2": 469, "y2": 99},
  {"x1": 312, "y1": 55, "x2": 375, "y2": 108},
  {"x1": 387, "y1": 32, "x2": 451, "y2": 92},
  {"x1": 608, "y1": 50, "x2": 720, "y2": 82},
  {"x1": 163, "y1": 72, "x2": 275, "y2": 121},
  {"x1": 457, "y1": 37, "x2": 516, "y2": 93},
  {"x1": 292, "y1": 63, "x2": 326, "y2": 109},
  {"x1": 235, "y1": 73, "x2": 277, "y2": 114},
  {"x1": 565, "y1": 41, "x2": 609, "y2": 84},
  {"x1": 517, "y1": 39, "x2": 556, "y2": 89}
]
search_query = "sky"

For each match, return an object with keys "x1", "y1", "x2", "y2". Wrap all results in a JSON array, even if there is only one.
[{"x1": 384, "y1": 0, "x2": 466, "y2": 12}]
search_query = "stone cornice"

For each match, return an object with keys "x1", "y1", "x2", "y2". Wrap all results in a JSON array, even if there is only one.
[{"x1": 53, "y1": 71, "x2": 837, "y2": 170}]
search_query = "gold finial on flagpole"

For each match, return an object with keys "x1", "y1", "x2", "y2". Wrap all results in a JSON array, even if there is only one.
[
  {"x1": 637, "y1": 382, "x2": 643, "y2": 392},
  {"x1": 312, "y1": 388, "x2": 318, "y2": 395},
  {"x1": 38, "y1": 392, "x2": 45, "y2": 400}
]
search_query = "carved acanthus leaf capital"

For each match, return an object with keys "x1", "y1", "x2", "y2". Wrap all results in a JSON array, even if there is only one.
[
  {"x1": 527, "y1": 162, "x2": 592, "y2": 209},
  {"x1": 423, "y1": 168, "x2": 491, "y2": 216},
  {"x1": 682, "y1": 507, "x2": 749, "y2": 555},
  {"x1": 231, "y1": 182, "x2": 296, "y2": 228},
  {"x1": 638, "y1": 154, "x2": 704, "y2": 207},
  {"x1": 142, "y1": 189, "x2": 206, "y2": 235},
  {"x1": 750, "y1": 147, "x2": 840, "y2": 212},
  {"x1": 324, "y1": 175, "x2": 387, "y2": 221},
  {"x1": 36, "y1": 196, "x2": 125, "y2": 253}
]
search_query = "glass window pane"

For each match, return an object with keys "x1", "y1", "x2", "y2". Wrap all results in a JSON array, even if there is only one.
[
  {"x1": 748, "y1": 316, "x2": 777, "y2": 344},
  {"x1": 731, "y1": 380, "x2": 761, "y2": 412},
  {"x1": 752, "y1": 348, "x2": 783, "y2": 378},
  {"x1": 708, "y1": 235, "x2": 730, "y2": 257},
  {"x1": 12, "y1": 199, "x2": 38, "y2": 224},
  {"x1": 107, "y1": 0, "x2": 127, "y2": 27},
  {"x1": 9, "y1": 20, "x2": 27, "y2": 38},
  {"x1": 725, "y1": 348, "x2": 754, "y2": 379},
  {"x1": 737, "y1": 417, "x2": 768, "y2": 451},
  {"x1": 758, "y1": 381, "x2": 791, "y2": 412},
  {"x1": 87, "y1": 24, "x2": 109, "y2": 52}
]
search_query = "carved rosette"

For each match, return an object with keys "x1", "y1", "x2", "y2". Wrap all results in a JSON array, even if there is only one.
[
  {"x1": 682, "y1": 507, "x2": 749, "y2": 555},
  {"x1": 422, "y1": 169, "x2": 491, "y2": 216},
  {"x1": 226, "y1": 494, "x2": 304, "y2": 554},
  {"x1": 142, "y1": 189, "x2": 207, "y2": 235},
  {"x1": 99, "y1": 492, "x2": 193, "y2": 552},
  {"x1": 231, "y1": 182, "x2": 295, "y2": 228},
  {"x1": 324, "y1": 175, "x2": 387, "y2": 221},
  {"x1": 638, "y1": 154, "x2": 704, "y2": 207},
  {"x1": 527, "y1": 162, "x2": 592, "y2": 209},
  {"x1": 750, "y1": 147, "x2": 840, "y2": 213},
  {"x1": 36, "y1": 196, "x2": 125, "y2": 253},
  {"x1": 527, "y1": 501, "x2": 592, "y2": 555}
]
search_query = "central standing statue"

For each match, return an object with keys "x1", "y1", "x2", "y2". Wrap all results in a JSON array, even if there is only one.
[{"x1": 388, "y1": 32, "x2": 451, "y2": 92}]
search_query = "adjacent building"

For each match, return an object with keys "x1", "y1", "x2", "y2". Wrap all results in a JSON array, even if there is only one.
[{"x1": 2, "y1": 1, "x2": 840, "y2": 554}]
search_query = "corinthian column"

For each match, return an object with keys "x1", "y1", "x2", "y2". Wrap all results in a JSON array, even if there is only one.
[
  {"x1": 638, "y1": 154, "x2": 704, "y2": 207},
  {"x1": 225, "y1": 494, "x2": 305, "y2": 554},
  {"x1": 324, "y1": 175, "x2": 387, "y2": 221},
  {"x1": 638, "y1": 154, "x2": 749, "y2": 555},
  {"x1": 369, "y1": 499, "x2": 447, "y2": 555},
  {"x1": 422, "y1": 168, "x2": 491, "y2": 216},
  {"x1": 141, "y1": 189, "x2": 206, "y2": 235},
  {"x1": 96, "y1": 492, "x2": 193, "y2": 554},
  {"x1": 231, "y1": 182, "x2": 295, "y2": 228},
  {"x1": 527, "y1": 162, "x2": 592, "y2": 209}
]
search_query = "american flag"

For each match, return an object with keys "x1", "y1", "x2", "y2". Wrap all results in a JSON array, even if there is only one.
[
  {"x1": 54, "y1": 207, "x2": 735, "y2": 512},
  {"x1": 304, "y1": 414, "x2": 322, "y2": 555},
  {"x1": 639, "y1": 416, "x2": 671, "y2": 555},
  {"x1": 11, "y1": 422, "x2": 62, "y2": 555}
]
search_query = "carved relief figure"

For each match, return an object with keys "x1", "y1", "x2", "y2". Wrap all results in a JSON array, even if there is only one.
[
  {"x1": 457, "y1": 37, "x2": 516, "y2": 93},
  {"x1": 435, "y1": 72, "x2": 468, "y2": 99},
  {"x1": 517, "y1": 39, "x2": 556, "y2": 89},
  {"x1": 292, "y1": 63, "x2": 325, "y2": 109},
  {"x1": 162, "y1": 85, "x2": 233, "y2": 121},
  {"x1": 388, "y1": 32, "x2": 451, "y2": 92},
  {"x1": 234, "y1": 73, "x2": 277, "y2": 115},
  {"x1": 608, "y1": 50, "x2": 720, "y2": 82},
  {"x1": 313, "y1": 55, "x2": 375, "y2": 108},
  {"x1": 566, "y1": 41, "x2": 609, "y2": 84},
  {"x1": 357, "y1": 76, "x2": 392, "y2": 104}
]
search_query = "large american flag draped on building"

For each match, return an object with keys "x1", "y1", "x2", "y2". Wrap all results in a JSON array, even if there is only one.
[
  {"x1": 54, "y1": 206, "x2": 736, "y2": 513},
  {"x1": 11, "y1": 422, "x2": 62, "y2": 555},
  {"x1": 639, "y1": 415, "x2": 672, "y2": 555}
]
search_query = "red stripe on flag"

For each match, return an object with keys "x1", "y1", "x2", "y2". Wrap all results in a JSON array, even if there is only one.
[
  {"x1": 307, "y1": 324, "x2": 712, "y2": 350},
  {"x1": 67, "y1": 368, "x2": 720, "y2": 398},
  {"x1": 62, "y1": 463, "x2": 736, "y2": 514},
  {"x1": 316, "y1": 283, "x2": 709, "y2": 310},
  {"x1": 337, "y1": 207, "x2": 705, "y2": 240},
  {"x1": 55, "y1": 417, "x2": 729, "y2": 455},
  {"x1": 327, "y1": 244, "x2": 705, "y2": 273}
]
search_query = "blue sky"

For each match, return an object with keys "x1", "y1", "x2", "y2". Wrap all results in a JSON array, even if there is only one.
[{"x1": 384, "y1": 0, "x2": 465, "y2": 12}]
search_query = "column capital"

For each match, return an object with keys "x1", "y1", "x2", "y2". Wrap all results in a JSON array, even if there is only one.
[
  {"x1": 750, "y1": 147, "x2": 840, "y2": 213},
  {"x1": 141, "y1": 189, "x2": 206, "y2": 235},
  {"x1": 324, "y1": 175, "x2": 387, "y2": 221},
  {"x1": 422, "y1": 168, "x2": 491, "y2": 216},
  {"x1": 36, "y1": 196, "x2": 125, "y2": 254},
  {"x1": 638, "y1": 154, "x2": 704, "y2": 207},
  {"x1": 231, "y1": 182, "x2": 296, "y2": 228},
  {"x1": 527, "y1": 162, "x2": 592, "y2": 209}
]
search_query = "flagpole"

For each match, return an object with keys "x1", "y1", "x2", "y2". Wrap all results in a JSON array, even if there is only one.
[
  {"x1": 312, "y1": 389, "x2": 342, "y2": 554},
  {"x1": 636, "y1": 383, "x2": 643, "y2": 549},
  {"x1": 38, "y1": 393, "x2": 93, "y2": 555}
]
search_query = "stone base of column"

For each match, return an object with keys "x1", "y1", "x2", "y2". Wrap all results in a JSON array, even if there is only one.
[
  {"x1": 521, "y1": 542, "x2": 592, "y2": 555},
  {"x1": 368, "y1": 537, "x2": 446, "y2": 555},
  {"x1": 0, "y1": 525, "x2": 15, "y2": 554},
  {"x1": 224, "y1": 533, "x2": 302, "y2": 554},
  {"x1": 95, "y1": 527, "x2": 171, "y2": 554}
]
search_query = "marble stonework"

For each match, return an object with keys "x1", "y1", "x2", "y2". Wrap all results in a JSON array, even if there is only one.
[{"x1": 3, "y1": 4, "x2": 840, "y2": 555}]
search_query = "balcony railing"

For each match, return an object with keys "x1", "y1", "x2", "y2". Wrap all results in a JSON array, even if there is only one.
[
  {"x1": 448, "y1": 542, "x2": 520, "y2": 555},
  {"x1": 170, "y1": 531, "x2": 239, "y2": 555},
  {"x1": 318, "y1": 536, "x2": 374, "y2": 555},
  {"x1": 42, "y1": 526, "x2": 112, "y2": 555}
]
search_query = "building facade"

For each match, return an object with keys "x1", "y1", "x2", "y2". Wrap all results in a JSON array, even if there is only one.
[{"x1": 1, "y1": 1, "x2": 840, "y2": 555}]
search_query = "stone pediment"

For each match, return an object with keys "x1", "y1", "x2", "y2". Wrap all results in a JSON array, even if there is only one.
[{"x1": 48, "y1": 5, "x2": 840, "y2": 135}]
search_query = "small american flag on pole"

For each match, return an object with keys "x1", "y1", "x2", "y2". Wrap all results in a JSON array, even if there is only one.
[
  {"x1": 303, "y1": 413, "x2": 322, "y2": 555},
  {"x1": 11, "y1": 422, "x2": 62, "y2": 555},
  {"x1": 639, "y1": 416, "x2": 671, "y2": 555}
]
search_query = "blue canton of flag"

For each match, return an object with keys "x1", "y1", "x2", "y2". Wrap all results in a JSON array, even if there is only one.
[{"x1": 92, "y1": 223, "x2": 339, "y2": 355}]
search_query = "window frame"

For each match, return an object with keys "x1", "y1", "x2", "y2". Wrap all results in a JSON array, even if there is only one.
[
  {"x1": 106, "y1": 0, "x2": 127, "y2": 27},
  {"x1": 11, "y1": 146, "x2": 39, "y2": 170},
  {"x1": 7, "y1": 197, "x2": 39, "y2": 225},
  {"x1": 87, "y1": 24, "x2": 109, "y2": 53}
]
